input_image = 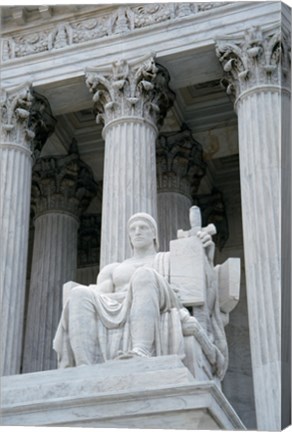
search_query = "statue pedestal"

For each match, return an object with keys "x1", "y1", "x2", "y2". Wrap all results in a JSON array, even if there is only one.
[{"x1": 1, "y1": 355, "x2": 245, "y2": 429}]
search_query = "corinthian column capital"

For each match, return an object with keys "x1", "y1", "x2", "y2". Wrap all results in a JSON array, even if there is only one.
[
  {"x1": 215, "y1": 26, "x2": 291, "y2": 101},
  {"x1": 85, "y1": 54, "x2": 175, "y2": 132},
  {"x1": 1, "y1": 83, "x2": 35, "y2": 151},
  {"x1": 157, "y1": 125, "x2": 206, "y2": 198},
  {"x1": 1, "y1": 85, "x2": 57, "y2": 157},
  {"x1": 29, "y1": 90, "x2": 57, "y2": 157},
  {"x1": 31, "y1": 142, "x2": 98, "y2": 219}
]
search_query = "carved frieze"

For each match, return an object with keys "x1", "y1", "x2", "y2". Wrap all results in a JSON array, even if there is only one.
[
  {"x1": 216, "y1": 26, "x2": 291, "y2": 100},
  {"x1": 85, "y1": 55, "x2": 175, "y2": 128},
  {"x1": 1, "y1": 83, "x2": 35, "y2": 149},
  {"x1": 157, "y1": 125, "x2": 207, "y2": 198},
  {"x1": 2, "y1": 3, "x2": 227, "y2": 62},
  {"x1": 31, "y1": 139, "x2": 98, "y2": 218}
]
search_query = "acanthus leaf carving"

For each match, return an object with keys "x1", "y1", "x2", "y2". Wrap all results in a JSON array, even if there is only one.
[
  {"x1": 85, "y1": 55, "x2": 175, "y2": 128},
  {"x1": 31, "y1": 139, "x2": 98, "y2": 218},
  {"x1": 157, "y1": 125, "x2": 207, "y2": 198},
  {"x1": 28, "y1": 90, "x2": 57, "y2": 158},
  {"x1": 1, "y1": 83, "x2": 35, "y2": 150},
  {"x1": 215, "y1": 26, "x2": 291, "y2": 100}
]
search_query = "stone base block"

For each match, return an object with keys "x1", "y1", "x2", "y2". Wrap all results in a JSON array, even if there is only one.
[{"x1": 1, "y1": 355, "x2": 245, "y2": 429}]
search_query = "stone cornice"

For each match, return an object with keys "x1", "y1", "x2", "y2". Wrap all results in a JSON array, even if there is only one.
[
  {"x1": 1, "y1": 3, "x2": 228, "y2": 63},
  {"x1": 85, "y1": 54, "x2": 175, "y2": 129},
  {"x1": 215, "y1": 26, "x2": 291, "y2": 103}
]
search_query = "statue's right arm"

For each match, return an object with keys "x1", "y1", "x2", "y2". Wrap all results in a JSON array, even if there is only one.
[{"x1": 95, "y1": 262, "x2": 119, "y2": 293}]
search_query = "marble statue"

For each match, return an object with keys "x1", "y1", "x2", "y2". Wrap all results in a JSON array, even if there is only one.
[{"x1": 53, "y1": 210, "x2": 229, "y2": 379}]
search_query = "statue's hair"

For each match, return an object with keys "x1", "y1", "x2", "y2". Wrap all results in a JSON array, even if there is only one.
[{"x1": 127, "y1": 212, "x2": 159, "y2": 251}]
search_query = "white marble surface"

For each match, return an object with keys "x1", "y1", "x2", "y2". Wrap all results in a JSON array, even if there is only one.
[
  {"x1": 170, "y1": 235, "x2": 206, "y2": 306},
  {"x1": 236, "y1": 88, "x2": 283, "y2": 430},
  {"x1": 0, "y1": 145, "x2": 32, "y2": 376},
  {"x1": 1, "y1": 355, "x2": 245, "y2": 429},
  {"x1": 216, "y1": 23, "x2": 291, "y2": 429},
  {"x1": 157, "y1": 192, "x2": 192, "y2": 251},
  {"x1": 22, "y1": 212, "x2": 79, "y2": 373},
  {"x1": 100, "y1": 120, "x2": 157, "y2": 267}
]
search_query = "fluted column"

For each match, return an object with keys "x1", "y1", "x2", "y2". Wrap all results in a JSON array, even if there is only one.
[
  {"x1": 86, "y1": 55, "x2": 174, "y2": 267},
  {"x1": 0, "y1": 84, "x2": 35, "y2": 376},
  {"x1": 156, "y1": 126, "x2": 206, "y2": 250},
  {"x1": 22, "y1": 147, "x2": 98, "y2": 372},
  {"x1": 77, "y1": 213, "x2": 101, "y2": 284},
  {"x1": 216, "y1": 26, "x2": 291, "y2": 430}
]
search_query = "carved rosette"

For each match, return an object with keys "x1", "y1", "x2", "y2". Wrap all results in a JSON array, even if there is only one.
[
  {"x1": 157, "y1": 126, "x2": 206, "y2": 198},
  {"x1": 215, "y1": 26, "x2": 291, "y2": 101},
  {"x1": 85, "y1": 54, "x2": 175, "y2": 131},
  {"x1": 31, "y1": 146, "x2": 98, "y2": 219},
  {"x1": 0, "y1": 83, "x2": 35, "y2": 149}
]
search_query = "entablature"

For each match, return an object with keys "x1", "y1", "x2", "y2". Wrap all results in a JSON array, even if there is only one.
[{"x1": 1, "y1": 2, "x2": 281, "y2": 95}]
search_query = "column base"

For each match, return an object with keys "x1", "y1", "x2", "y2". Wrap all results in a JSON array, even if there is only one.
[{"x1": 1, "y1": 355, "x2": 245, "y2": 429}]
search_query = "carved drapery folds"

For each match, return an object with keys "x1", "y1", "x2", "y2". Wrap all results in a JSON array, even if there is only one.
[
  {"x1": 2, "y1": 3, "x2": 226, "y2": 62},
  {"x1": 1, "y1": 83, "x2": 35, "y2": 149},
  {"x1": 157, "y1": 125, "x2": 206, "y2": 199},
  {"x1": 31, "y1": 142, "x2": 98, "y2": 219},
  {"x1": 85, "y1": 55, "x2": 175, "y2": 130},
  {"x1": 216, "y1": 26, "x2": 291, "y2": 101}
]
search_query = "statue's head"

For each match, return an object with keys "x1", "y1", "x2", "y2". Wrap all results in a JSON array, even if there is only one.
[{"x1": 128, "y1": 212, "x2": 159, "y2": 252}]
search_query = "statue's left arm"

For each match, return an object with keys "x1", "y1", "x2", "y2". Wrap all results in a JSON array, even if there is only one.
[{"x1": 197, "y1": 229, "x2": 215, "y2": 263}]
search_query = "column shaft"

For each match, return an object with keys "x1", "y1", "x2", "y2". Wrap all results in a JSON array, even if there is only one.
[
  {"x1": 216, "y1": 26, "x2": 291, "y2": 428},
  {"x1": 237, "y1": 88, "x2": 282, "y2": 428},
  {"x1": 101, "y1": 120, "x2": 157, "y2": 266},
  {"x1": 22, "y1": 147, "x2": 97, "y2": 372},
  {"x1": 156, "y1": 127, "x2": 206, "y2": 250},
  {"x1": 157, "y1": 192, "x2": 191, "y2": 251},
  {"x1": 23, "y1": 213, "x2": 78, "y2": 372},
  {"x1": 0, "y1": 144, "x2": 32, "y2": 376},
  {"x1": 86, "y1": 55, "x2": 174, "y2": 268}
]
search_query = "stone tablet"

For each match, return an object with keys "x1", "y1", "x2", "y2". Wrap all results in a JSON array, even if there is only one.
[{"x1": 169, "y1": 235, "x2": 206, "y2": 306}]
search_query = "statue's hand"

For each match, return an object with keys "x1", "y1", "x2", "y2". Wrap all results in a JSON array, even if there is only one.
[
  {"x1": 197, "y1": 230, "x2": 212, "y2": 247},
  {"x1": 197, "y1": 230, "x2": 215, "y2": 263}
]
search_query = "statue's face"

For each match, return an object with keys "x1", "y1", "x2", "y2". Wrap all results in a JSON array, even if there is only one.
[{"x1": 129, "y1": 220, "x2": 155, "y2": 249}]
